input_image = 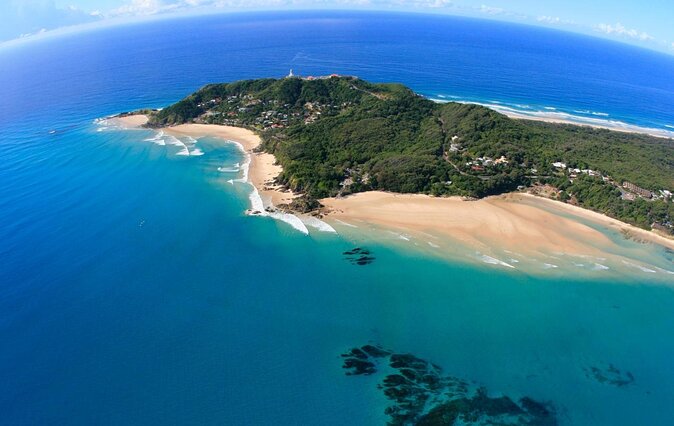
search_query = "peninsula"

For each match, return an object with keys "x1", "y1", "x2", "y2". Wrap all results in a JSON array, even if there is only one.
[{"x1": 118, "y1": 75, "x2": 674, "y2": 251}]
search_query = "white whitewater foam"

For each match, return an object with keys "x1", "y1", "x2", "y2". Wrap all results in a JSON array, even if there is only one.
[
  {"x1": 387, "y1": 231, "x2": 411, "y2": 241},
  {"x1": 143, "y1": 130, "x2": 166, "y2": 145},
  {"x1": 270, "y1": 211, "x2": 309, "y2": 234},
  {"x1": 218, "y1": 167, "x2": 240, "y2": 173},
  {"x1": 654, "y1": 267, "x2": 674, "y2": 275},
  {"x1": 428, "y1": 242, "x2": 440, "y2": 248},
  {"x1": 543, "y1": 263, "x2": 559, "y2": 269},
  {"x1": 248, "y1": 186, "x2": 266, "y2": 212},
  {"x1": 94, "y1": 117, "x2": 112, "y2": 132},
  {"x1": 573, "y1": 109, "x2": 609, "y2": 117},
  {"x1": 221, "y1": 141, "x2": 308, "y2": 235},
  {"x1": 144, "y1": 130, "x2": 164, "y2": 141},
  {"x1": 592, "y1": 263, "x2": 610, "y2": 271},
  {"x1": 478, "y1": 253, "x2": 515, "y2": 269},
  {"x1": 164, "y1": 136, "x2": 191, "y2": 156},
  {"x1": 333, "y1": 219, "x2": 358, "y2": 228},
  {"x1": 190, "y1": 148, "x2": 204, "y2": 156},
  {"x1": 301, "y1": 216, "x2": 337, "y2": 233},
  {"x1": 229, "y1": 142, "x2": 250, "y2": 183},
  {"x1": 622, "y1": 260, "x2": 657, "y2": 274},
  {"x1": 443, "y1": 100, "x2": 674, "y2": 138}
]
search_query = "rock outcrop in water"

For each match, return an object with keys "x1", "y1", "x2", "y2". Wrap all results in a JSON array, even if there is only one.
[
  {"x1": 343, "y1": 247, "x2": 376, "y2": 265},
  {"x1": 341, "y1": 344, "x2": 557, "y2": 425},
  {"x1": 585, "y1": 363, "x2": 635, "y2": 387}
]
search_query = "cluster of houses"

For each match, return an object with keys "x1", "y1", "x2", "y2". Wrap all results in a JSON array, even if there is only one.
[
  {"x1": 551, "y1": 161, "x2": 672, "y2": 202},
  {"x1": 254, "y1": 108, "x2": 293, "y2": 129},
  {"x1": 196, "y1": 98, "x2": 220, "y2": 108},
  {"x1": 448, "y1": 136, "x2": 510, "y2": 172},
  {"x1": 552, "y1": 162, "x2": 606, "y2": 180},
  {"x1": 196, "y1": 72, "x2": 361, "y2": 130},
  {"x1": 465, "y1": 155, "x2": 509, "y2": 172},
  {"x1": 200, "y1": 90, "x2": 347, "y2": 130}
]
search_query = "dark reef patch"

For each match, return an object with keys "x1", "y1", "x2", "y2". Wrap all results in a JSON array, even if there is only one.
[
  {"x1": 341, "y1": 345, "x2": 557, "y2": 425},
  {"x1": 585, "y1": 363, "x2": 635, "y2": 387},
  {"x1": 343, "y1": 247, "x2": 376, "y2": 265}
]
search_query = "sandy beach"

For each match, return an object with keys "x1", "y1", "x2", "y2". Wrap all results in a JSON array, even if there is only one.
[
  {"x1": 321, "y1": 191, "x2": 674, "y2": 256},
  {"x1": 113, "y1": 114, "x2": 673, "y2": 257},
  {"x1": 516, "y1": 193, "x2": 674, "y2": 250},
  {"x1": 462, "y1": 102, "x2": 674, "y2": 140},
  {"x1": 112, "y1": 115, "x2": 295, "y2": 206}
]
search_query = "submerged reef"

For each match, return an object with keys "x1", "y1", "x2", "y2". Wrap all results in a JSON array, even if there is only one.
[
  {"x1": 585, "y1": 363, "x2": 635, "y2": 387},
  {"x1": 343, "y1": 247, "x2": 376, "y2": 265},
  {"x1": 341, "y1": 345, "x2": 557, "y2": 425}
]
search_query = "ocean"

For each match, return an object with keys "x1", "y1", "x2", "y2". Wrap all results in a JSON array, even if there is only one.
[{"x1": 1, "y1": 11, "x2": 673, "y2": 425}]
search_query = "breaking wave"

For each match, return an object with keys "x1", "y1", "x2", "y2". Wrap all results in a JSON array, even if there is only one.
[
  {"x1": 477, "y1": 253, "x2": 515, "y2": 269},
  {"x1": 301, "y1": 215, "x2": 337, "y2": 233},
  {"x1": 426, "y1": 98, "x2": 674, "y2": 138}
]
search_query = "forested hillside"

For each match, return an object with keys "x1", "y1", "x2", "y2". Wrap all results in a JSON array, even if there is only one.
[{"x1": 148, "y1": 77, "x2": 674, "y2": 233}]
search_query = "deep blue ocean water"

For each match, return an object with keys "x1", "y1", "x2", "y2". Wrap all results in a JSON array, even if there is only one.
[{"x1": 1, "y1": 11, "x2": 674, "y2": 425}]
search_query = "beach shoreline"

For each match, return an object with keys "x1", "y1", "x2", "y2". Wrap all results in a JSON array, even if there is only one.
[
  {"x1": 111, "y1": 114, "x2": 295, "y2": 208},
  {"x1": 111, "y1": 113, "x2": 673, "y2": 267},
  {"x1": 453, "y1": 101, "x2": 674, "y2": 140},
  {"x1": 320, "y1": 191, "x2": 674, "y2": 256}
]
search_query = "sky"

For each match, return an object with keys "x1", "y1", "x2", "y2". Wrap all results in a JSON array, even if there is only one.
[{"x1": 3, "y1": 0, "x2": 674, "y2": 55}]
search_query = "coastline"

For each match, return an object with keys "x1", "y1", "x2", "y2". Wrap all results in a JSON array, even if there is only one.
[
  {"x1": 111, "y1": 113, "x2": 673, "y2": 273},
  {"x1": 111, "y1": 114, "x2": 295, "y2": 207},
  {"x1": 515, "y1": 193, "x2": 674, "y2": 250},
  {"x1": 458, "y1": 101, "x2": 674, "y2": 140},
  {"x1": 320, "y1": 191, "x2": 674, "y2": 255}
]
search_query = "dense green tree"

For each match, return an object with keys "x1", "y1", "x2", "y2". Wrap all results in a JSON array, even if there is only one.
[{"x1": 147, "y1": 77, "x2": 674, "y2": 232}]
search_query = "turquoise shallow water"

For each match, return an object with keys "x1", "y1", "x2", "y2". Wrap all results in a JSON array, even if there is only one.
[{"x1": 1, "y1": 11, "x2": 674, "y2": 425}]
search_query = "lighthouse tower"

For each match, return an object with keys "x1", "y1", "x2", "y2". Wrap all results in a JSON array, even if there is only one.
[{"x1": 287, "y1": 69, "x2": 295, "y2": 78}]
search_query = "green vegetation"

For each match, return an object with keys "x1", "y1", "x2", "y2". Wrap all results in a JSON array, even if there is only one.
[{"x1": 148, "y1": 76, "x2": 674, "y2": 233}]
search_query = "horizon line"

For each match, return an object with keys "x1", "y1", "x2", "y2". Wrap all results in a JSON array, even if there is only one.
[{"x1": 2, "y1": 8, "x2": 674, "y2": 59}]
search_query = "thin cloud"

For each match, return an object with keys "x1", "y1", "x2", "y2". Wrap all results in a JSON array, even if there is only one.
[
  {"x1": 537, "y1": 16, "x2": 574, "y2": 26},
  {"x1": 596, "y1": 22, "x2": 654, "y2": 42},
  {"x1": 107, "y1": 0, "x2": 453, "y2": 17},
  {"x1": 2, "y1": 0, "x2": 671, "y2": 55},
  {"x1": 478, "y1": 4, "x2": 504, "y2": 15}
]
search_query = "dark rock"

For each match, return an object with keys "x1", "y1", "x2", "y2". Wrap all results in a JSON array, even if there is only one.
[
  {"x1": 342, "y1": 344, "x2": 558, "y2": 425},
  {"x1": 361, "y1": 344, "x2": 391, "y2": 358},
  {"x1": 355, "y1": 256, "x2": 375, "y2": 265},
  {"x1": 520, "y1": 396, "x2": 553, "y2": 418},
  {"x1": 383, "y1": 374, "x2": 412, "y2": 387},
  {"x1": 341, "y1": 347, "x2": 368, "y2": 360},
  {"x1": 420, "y1": 373, "x2": 442, "y2": 389},
  {"x1": 390, "y1": 353, "x2": 429, "y2": 370},
  {"x1": 586, "y1": 363, "x2": 635, "y2": 387},
  {"x1": 343, "y1": 247, "x2": 375, "y2": 266},
  {"x1": 399, "y1": 368, "x2": 419, "y2": 382},
  {"x1": 342, "y1": 358, "x2": 376, "y2": 375}
]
